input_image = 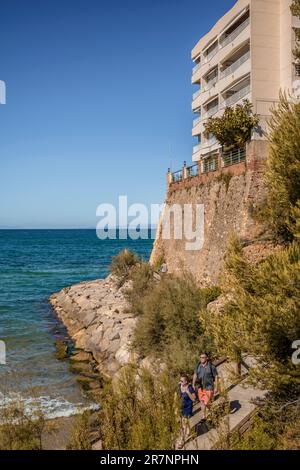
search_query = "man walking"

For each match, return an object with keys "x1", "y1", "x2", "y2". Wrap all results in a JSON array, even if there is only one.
[{"x1": 192, "y1": 352, "x2": 218, "y2": 421}]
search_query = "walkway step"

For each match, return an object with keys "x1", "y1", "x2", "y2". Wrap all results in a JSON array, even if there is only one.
[{"x1": 186, "y1": 383, "x2": 266, "y2": 450}]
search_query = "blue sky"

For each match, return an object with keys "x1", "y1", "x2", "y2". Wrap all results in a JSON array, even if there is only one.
[{"x1": 0, "y1": 0, "x2": 234, "y2": 228}]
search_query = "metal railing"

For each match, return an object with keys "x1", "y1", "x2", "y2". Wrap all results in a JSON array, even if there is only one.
[
  {"x1": 171, "y1": 170, "x2": 183, "y2": 183},
  {"x1": 186, "y1": 163, "x2": 199, "y2": 178},
  {"x1": 203, "y1": 157, "x2": 219, "y2": 173},
  {"x1": 220, "y1": 50, "x2": 250, "y2": 79},
  {"x1": 193, "y1": 116, "x2": 201, "y2": 127},
  {"x1": 192, "y1": 88, "x2": 201, "y2": 100},
  {"x1": 224, "y1": 84, "x2": 250, "y2": 107},
  {"x1": 220, "y1": 16, "x2": 250, "y2": 48},
  {"x1": 203, "y1": 104, "x2": 219, "y2": 119},
  {"x1": 192, "y1": 62, "x2": 201, "y2": 74},
  {"x1": 222, "y1": 147, "x2": 246, "y2": 166},
  {"x1": 295, "y1": 63, "x2": 300, "y2": 77}
]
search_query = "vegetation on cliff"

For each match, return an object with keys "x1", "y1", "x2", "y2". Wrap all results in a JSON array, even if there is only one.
[
  {"x1": 260, "y1": 93, "x2": 300, "y2": 242},
  {"x1": 200, "y1": 234, "x2": 300, "y2": 393},
  {"x1": 110, "y1": 251, "x2": 220, "y2": 375},
  {"x1": 110, "y1": 248, "x2": 140, "y2": 286},
  {"x1": 291, "y1": 0, "x2": 300, "y2": 61},
  {"x1": 124, "y1": 263, "x2": 220, "y2": 375}
]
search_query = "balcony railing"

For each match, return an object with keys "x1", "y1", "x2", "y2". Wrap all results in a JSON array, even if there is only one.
[
  {"x1": 171, "y1": 170, "x2": 183, "y2": 183},
  {"x1": 192, "y1": 62, "x2": 201, "y2": 74},
  {"x1": 223, "y1": 147, "x2": 246, "y2": 167},
  {"x1": 224, "y1": 84, "x2": 250, "y2": 107},
  {"x1": 186, "y1": 163, "x2": 199, "y2": 178},
  {"x1": 220, "y1": 50, "x2": 250, "y2": 79},
  {"x1": 203, "y1": 45, "x2": 219, "y2": 64},
  {"x1": 220, "y1": 16, "x2": 250, "y2": 48},
  {"x1": 295, "y1": 63, "x2": 300, "y2": 77},
  {"x1": 192, "y1": 88, "x2": 201, "y2": 100},
  {"x1": 193, "y1": 116, "x2": 201, "y2": 127},
  {"x1": 203, "y1": 157, "x2": 219, "y2": 173},
  {"x1": 203, "y1": 104, "x2": 219, "y2": 119},
  {"x1": 203, "y1": 75, "x2": 218, "y2": 92},
  {"x1": 193, "y1": 143, "x2": 202, "y2": 154}
]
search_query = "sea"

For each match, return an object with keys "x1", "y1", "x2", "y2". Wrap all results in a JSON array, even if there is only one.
[{"x1": 0, "y1": 229, "x2": 153, "y2": 418}]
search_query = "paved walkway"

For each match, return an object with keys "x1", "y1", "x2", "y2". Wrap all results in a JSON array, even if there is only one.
[{"x1": 185, "y1": 360, "x2": 267, "y2": 450}]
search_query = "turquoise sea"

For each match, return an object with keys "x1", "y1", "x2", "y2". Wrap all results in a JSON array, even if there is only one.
[{"x1": 0, "y1": 229, "x2": 153, "y2": 418}]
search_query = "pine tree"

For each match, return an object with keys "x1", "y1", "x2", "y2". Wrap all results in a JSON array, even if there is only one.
[
  {"x1": 291, "y1": 1, "x2": 300, "y2": 61},
  {"x1": 200, "y1": 235, "x2": 300, "y2": 393},
  {"x1": 264, "y1": 92, "x2": 300, "y2": 241},
  {"x1": 98, "y1": 366, "x2": 181, "y2": 450}
]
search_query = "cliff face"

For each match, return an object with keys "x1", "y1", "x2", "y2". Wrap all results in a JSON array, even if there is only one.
[{"x1": 150, "y1": 141, "x2": 271, "y2": 286}]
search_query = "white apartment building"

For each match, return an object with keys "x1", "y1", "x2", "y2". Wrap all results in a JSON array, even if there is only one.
[{"x1": 191, "y1": 0, "x2": 300, "y2": 163}]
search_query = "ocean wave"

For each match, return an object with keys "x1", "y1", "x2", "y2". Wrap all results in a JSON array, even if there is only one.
[{"x1": 0, "y1": 392, "x2": 100, "y2": 421}]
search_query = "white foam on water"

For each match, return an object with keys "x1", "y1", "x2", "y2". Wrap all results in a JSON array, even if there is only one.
[{"x1": 0, "y1": 392, "x2": 100, "y2": 421}]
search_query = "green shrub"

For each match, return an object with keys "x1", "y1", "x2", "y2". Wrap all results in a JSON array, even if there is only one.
[
  {"x1": 110, "y1": 249, "x2": 140, "y2": 286},
  {"x1": 204, "y1": 100, "x2": 258, "y2": 152},
  {"x1": 132, "y1": 272, "x2": 220, "y2": 375},
  {"x1": 201, "y1": 234, "x2": 300, "y2": 393},
  {"x1": 124, "y1": 262, "x2": 154, "y2": 316},
  {"x1": 263, "y1": 92, "x2": 300, "y2": 242},
  {"x1": 0, "y1": 401, "x2": 47, "y2": 450},
  {"x1": 66, "y1": 412, "x2": 92, "y2": 450},
  {"x1": 291, "y1": 1, "x2": 300, "y2": 61},
  {"x1": 98, "y1": 366, "x2": 181, "y2": 450},
  {"x1": 231, "y1": 416, "x2": 278, "y2": 450}
]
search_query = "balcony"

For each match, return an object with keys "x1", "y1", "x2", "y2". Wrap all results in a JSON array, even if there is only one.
[
  {"x1": 203, "y1": 103, "x2": 219, "y2": 119},
  {"x1": 203, "y1": 74, "x2": 218, "y2": 92},
  {"x1": 203, "y1": 42, "x2": 219, "y2": 64},
  {"x1": 193, "y1": 116, "x2": 201, "y2": 127},
  {"x1": 220, "y1": 50, "x2": 250, "y2": 79},
  {"x1": 224, "y1": 83, "x2": 250, "y2": 107},
  {"x1": 192, "y1": 88, "x2": 201, "y2": 100},
  {"x1": 295, "y1": 63, "x2": 300, "y2": 77},
  {"x1": 192, "y1": 62, "x2": 201, "y2": 75},
  {"x1": 193, "y1": 143, "x2": 202, "y2": 154},
  {"x1": 220, "y1": 16, "x2": 250, "y2": 48}
]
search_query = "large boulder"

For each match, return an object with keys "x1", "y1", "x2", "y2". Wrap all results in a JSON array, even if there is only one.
[{"x1": 49, "y1": 275, "x2": 139, "y2": 377}]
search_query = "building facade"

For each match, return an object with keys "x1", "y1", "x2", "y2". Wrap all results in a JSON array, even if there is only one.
[{"x1": 191, "y1": 0, "x2": 300, "y2": 164}]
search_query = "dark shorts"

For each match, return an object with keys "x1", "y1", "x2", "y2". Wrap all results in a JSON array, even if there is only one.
[{"x1": 182, "y1": 408, "x2": 193, "y2": 418}]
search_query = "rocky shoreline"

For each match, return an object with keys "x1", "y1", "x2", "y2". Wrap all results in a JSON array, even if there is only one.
[{"x1": 49, "y1": 274, "x2": 140, "y2": 379}]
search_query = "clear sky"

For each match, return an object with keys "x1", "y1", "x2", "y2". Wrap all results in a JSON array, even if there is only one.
[{"x1": 0, "y1": 0, "x2": 235, "y2": 228}]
